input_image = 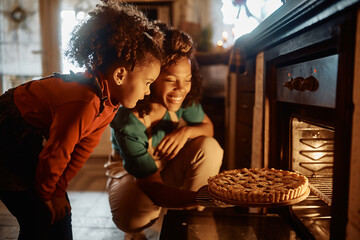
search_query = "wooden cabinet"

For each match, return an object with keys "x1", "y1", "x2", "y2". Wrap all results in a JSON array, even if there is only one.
[
  {"x1": 234, "y1": 60, "x2": 255, "y2": 169},
  {"x1": 224, "y1": 54, "x2": 255, "y2": 169}
]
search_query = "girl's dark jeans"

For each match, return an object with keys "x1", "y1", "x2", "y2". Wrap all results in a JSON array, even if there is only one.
[{"x1": 0, "y1": 190, "x2": 73, "y2": 240}]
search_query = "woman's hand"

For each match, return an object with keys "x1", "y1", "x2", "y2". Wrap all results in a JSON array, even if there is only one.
[
  {"x1": 44, "y1": 196, "x2": 71, "y2": 224},
  {"x1": 195, "y1": 185, "x2": 234, "y2": 208},
  {"x1": 154, "y1": 126, "x2": 191, "y2": 160},
  {"x1": 135, "y1": 170, "x2": 199, "y2": 208}
]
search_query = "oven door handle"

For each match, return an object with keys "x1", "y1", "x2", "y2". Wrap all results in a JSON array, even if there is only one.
[{"x1": 283, "y1": 76, "x2": 319, "y2": 92}]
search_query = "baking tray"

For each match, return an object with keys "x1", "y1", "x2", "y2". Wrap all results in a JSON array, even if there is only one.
[{"x1": 209, "y1": 187, "x2": 310, "y2": 208}]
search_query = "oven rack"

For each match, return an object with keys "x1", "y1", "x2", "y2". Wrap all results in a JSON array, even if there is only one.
[{"x1": 308, "y1": 177, "x2": 332, "y2": 206}]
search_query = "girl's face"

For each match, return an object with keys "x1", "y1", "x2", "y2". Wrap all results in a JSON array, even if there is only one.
[
  {"x1": 113, "y1": 61, "x2": 161, "y2": 108},
  {"x1": 152, "y1": 57, "x2": 192, "y2": 112}
]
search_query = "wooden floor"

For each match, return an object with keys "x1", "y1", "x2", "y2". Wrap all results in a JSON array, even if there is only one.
[{"x1": 0, "y1": 157, "x2": 162, "y2": 240}]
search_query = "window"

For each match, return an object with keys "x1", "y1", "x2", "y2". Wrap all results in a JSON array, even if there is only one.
[
  {"x1": 60, "y1": 9, "x2": 86, "y2": 73},
  {"x1": 220, "y1": 0, "x2": 283, "y2": 45},
  {"x1": 0, "y1": 0, "x2": 42, "y2": 93},
  {"x1": 60, "y1": 0, "x2": 96, "y2": 73}
]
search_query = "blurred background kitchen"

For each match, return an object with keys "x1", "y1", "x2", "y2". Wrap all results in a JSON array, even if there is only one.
[{"x1": 0, "y1": 0, "x2": 282, "y2": 166}]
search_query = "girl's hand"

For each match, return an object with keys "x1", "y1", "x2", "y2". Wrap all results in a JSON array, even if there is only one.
[
  {"x1": 154, "y1": 126, "x2": 191, "y2": 160},
  {"x1": 52, "y1": 196, "x2": 71, "y2": 222},
  {"x1": 44, "y1": 196, "x2": 71, "y2": 224},
  {"x1": 44, "y1": 200, "x2": 55, "y2": 224}
]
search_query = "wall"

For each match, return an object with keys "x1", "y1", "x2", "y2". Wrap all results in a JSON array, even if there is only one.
[
  {"x1": 91, "y1": 125, "x2": 112, "y2": 158},
  {"x1": 129, "y1": 0, "x2": 228, "y2": 50},
  {"x1": 180, "y1": 0, "x2": 222, "y2": 46},
  {"x1": 346, "y1": 8, "x2": 360, "y2": 240}
]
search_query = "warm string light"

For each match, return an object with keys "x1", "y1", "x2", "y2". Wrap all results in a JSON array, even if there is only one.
[
  {"x1": 217, "y1": 31, "x2": 229, "y2": 49},
  {"x1": 222, "y1": 31, "x2": 228, "y2": 41}
]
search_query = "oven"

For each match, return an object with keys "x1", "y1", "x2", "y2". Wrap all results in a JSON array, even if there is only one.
[
  {"x1": 268, "y1": 54, "x2": 339, "y2": 239},
  {"x1": 226, "y1": 0, "x2": 360, "y2": 238},
  {"x1": 262, "y1": 5, "x2": 357, "y2": 239}
]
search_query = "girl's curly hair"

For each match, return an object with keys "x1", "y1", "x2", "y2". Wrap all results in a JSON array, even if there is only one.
[
  {"x1": 64, "y1": 0, "x2": 164, "y2": 73},
  {"x1": 133, "y1": 22, "x2": 203, "y2": 117}
]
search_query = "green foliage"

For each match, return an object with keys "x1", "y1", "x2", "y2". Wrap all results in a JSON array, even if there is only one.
[{"x1": 197, "y1": 25, "x2": 213, "y2": 52}]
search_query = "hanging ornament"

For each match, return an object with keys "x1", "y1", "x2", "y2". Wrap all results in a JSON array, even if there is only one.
[
  {"x1": 232, "y1": 0, "x2": 261, "y2": 22},
  {"x1": 10, "y1": 6, "x2": 26, "y2": 23},
  {"x1": 1, "y1": 0, "x2": 36, "y2": 34}
]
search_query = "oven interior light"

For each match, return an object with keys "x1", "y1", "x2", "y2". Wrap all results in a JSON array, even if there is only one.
[
  {"x1": 312, "y1": 152, "x2": 328, "y2": 160},
  {"x1": 300, "y1": 151, "x2": 333, "y2": 160},
  {"x1": 298, "y1": 162, "x2": 334, "y2": 173},
  {"x1": 300, "y1": 139, "x2": 334, "y2": 149}
]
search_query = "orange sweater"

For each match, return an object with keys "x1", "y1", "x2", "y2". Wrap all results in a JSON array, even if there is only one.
[{"x1": 13, "y1": 74, "x2": 118, "y2": 201}]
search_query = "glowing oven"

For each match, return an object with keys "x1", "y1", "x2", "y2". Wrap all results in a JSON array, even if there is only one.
[
  {"x1": 270, "y1": 52, "x2": 340, "y2": 239},
  {"x1": 259, "y1": 3, "x2": 359, "y2": 238}
]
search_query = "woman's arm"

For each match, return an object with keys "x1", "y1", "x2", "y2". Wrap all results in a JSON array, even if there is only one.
[
  {"x1": 186, "y1": 113, "x2": 214, "y2": 138},
  {"x1": 154, "y1": 113, "x2": 213, "y2": 160},
  {"x1": 135, "y1": 170, "x2": 198, "y2": 208}
]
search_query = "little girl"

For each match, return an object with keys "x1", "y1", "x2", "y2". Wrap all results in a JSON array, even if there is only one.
[
  {"x1": 0, "y1": 1, "x2": 163, "y2": 239},
  {"x1": 105, "y1": 22, "x2": 224, "y2": 237}
]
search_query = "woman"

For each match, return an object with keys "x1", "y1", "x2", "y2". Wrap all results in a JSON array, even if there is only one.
[
  {"x1": 0, "y1": 1, "x2": 163, "y2": 239},
  {"x1": 106, "y1": 22, "x2": 224, "y2": 237}
]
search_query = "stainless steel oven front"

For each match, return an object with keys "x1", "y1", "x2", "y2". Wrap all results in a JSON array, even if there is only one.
[
  {"x1": 264, "y1": 11, "x2": 356, "y2": 239},
  {"x1": 274, "y1": 54, "x2": 338, "y2": 240}
]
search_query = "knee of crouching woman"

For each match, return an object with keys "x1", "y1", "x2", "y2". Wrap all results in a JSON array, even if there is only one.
[{"x1": 195, "y1": 136, "x2": 223, "y2": 164}]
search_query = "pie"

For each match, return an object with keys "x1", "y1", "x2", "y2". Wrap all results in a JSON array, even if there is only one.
[{"x1": 208, "y1": 168, "x2": 309, "y2": 203}]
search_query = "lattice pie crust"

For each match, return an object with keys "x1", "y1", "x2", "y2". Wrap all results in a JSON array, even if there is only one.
[{"x1": 208, "y1": 168, "x2": 309, "y2": 203}]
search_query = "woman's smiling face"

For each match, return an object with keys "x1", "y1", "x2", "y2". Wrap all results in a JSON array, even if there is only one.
[{"x1": 152, "y1": 57, "x2": 192, "y2": 112}]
